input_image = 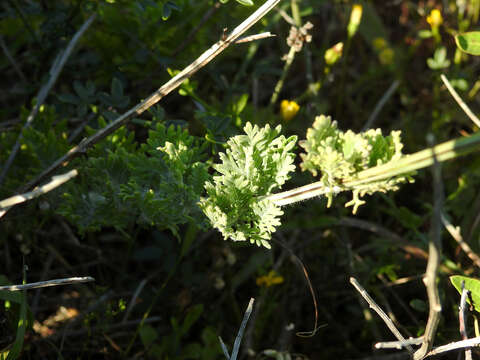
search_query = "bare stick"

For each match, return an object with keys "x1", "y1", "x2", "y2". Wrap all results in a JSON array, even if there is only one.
[
  {"x1": 363, "y1": 80, "x2": 400, "y2": 131},
  {"x1": 19, "y1": 0, "x2": 281, "y2": 193},
  {"x1": 441, "y1": 212, "x2": 480, "y2": 268},
  {"x1": 375, "y1": 337, "x2": 424, "y2": 349},
  {"x1": 0, "y1": 276, "x2": 94, "y2": 291},
  {"x1": 0, "y1": 169, "x2": 78, "y2": 218},
  {"x1": 219, "y1": 298, "x2": 255, "y2": 360},
  {"x1": 0, "y1": 34, "x2": 27, "y2": 82},
  {"x1": 122, "y1": 278, "x2": 148, "y2": 323},
  {"x1": 349, "y1": 277, "x2": 414, "y2": 355},
  {"x1": 235, "y1": 32, "x2": 276, "y2": 43},
  {"x1": 0, "y1": 14, "x2": 97, "y2": 186},
  {"x1": 413, "y1": 136, "x2": 444, "y2": 360},
  {"x1": 440, "y1": 74, "x2": 480, "y2": 128},
  {"x1": 459, "y1": 281, "x2": 473, "y2": 360},
  {"x1": 172, "y1": 1, "x2": 222, "y2": 56},
  {"x1": 426, "y1": 337, "x2": 480, "y2": 356}
]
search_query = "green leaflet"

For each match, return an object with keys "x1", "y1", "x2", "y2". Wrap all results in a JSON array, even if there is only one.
[
  {"x1": 300, "y1": 115, "x2": 408, "y2": 213},
  {"x1": 59, "y1": 122, "x2": 209, "y2": 236},
  {"x1": 199, "y1": 122, "x2": 297, "y2": 248}
]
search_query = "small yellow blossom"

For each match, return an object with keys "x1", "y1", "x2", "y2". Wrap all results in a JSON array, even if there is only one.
[
  {"x1": 348, "y1": 4, "x2": 363, "y2": 38},
  {"x1": 256, "y1": 270, "x2": 284, "y2": 287},
  {"x1": 324, "y1": 42, "x2": 343, "y2": 66},
  {"x1": 372, "y1": 37, "x2": 387, "y2": 51},
  {"x1": 379, "y1": 48, "x2": 395, "y2": 65},
  {"x1": 427, "y1": 9, "x2": 443, "y2": 28},
  {"x1": 280, "y1": 100, "x2": 300, "y2": 122}
]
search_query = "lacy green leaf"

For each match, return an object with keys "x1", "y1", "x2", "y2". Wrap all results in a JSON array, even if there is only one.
[
  {"x1": 199, "y1": 122, "x2": 297, "y2": 248},
  {"x1": 59, "y1": 123, "x2": 209, "y2": 235},
  {"x1": 300, "y1": 115, "x2": 408, "y2": 213}
]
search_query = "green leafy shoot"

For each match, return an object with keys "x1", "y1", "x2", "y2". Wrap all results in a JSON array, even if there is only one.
[
  {"x1": 299, "y1": 115, "x2": 408, "y2": 213},
  {"x1": 59, "y1": 121, "x2": 209, "y2": 236},
  {"x1": 199, "y1": 123, "x2": 297, "y2": 248}
]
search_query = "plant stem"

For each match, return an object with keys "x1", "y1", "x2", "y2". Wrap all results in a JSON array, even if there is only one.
[
  {"x1": 413, "y1": 138, "x2": 444, "y2": 360},
  {"x1": 270, "y1": 46, "x2": 297, "y2": 106},
  {"x1": 265, "y1": 131, "x2": 480, "y2": 206}
]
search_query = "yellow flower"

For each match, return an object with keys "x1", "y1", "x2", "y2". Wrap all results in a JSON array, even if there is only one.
[
  {"x1": 324, "y1": 42, "x2": 343, "y2": 66},
  {"x1": 280, "y1": 100, "x2": 300, "y2": 122},
  {"x1": 348, "y1": 4, "x2": 363, "y2": 38},
  {"x1": 379, "y1": 48, "x2": 394, "y2": 65},
  {"x1": 427, "y1": 9, "x2": 443, "y2": 28},
  {"x1": 256, "y1": 270, "x2": 284, "y2": 287},
  {"x1": 372, "y1": 37, "x2": 387, "y2": 51}
]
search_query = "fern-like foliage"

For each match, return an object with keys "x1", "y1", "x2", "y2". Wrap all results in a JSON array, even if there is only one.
[
  {"x1": 59, "y1": 121, "x2": 209, "y2": 236},
  {"x1": 300, "y1": 115, "x2": 408, "y2": 213},
  {"x1": 199, "y1": 123, "x2": 297, "y2": 248}
]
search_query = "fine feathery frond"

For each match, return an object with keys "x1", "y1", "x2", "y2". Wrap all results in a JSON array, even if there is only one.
[
  {"x1": 299, "y1": 115, "x2": 410, "y2": 213},
  {"x1": 199, "y1": 122, "x2": 297, "y2": 248}
]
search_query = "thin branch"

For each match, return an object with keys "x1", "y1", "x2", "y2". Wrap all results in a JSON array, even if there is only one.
[
  {"x1": 172, "y1": 1, "x2": 222, "y2": 57},
  {"x1": 19, "y1": 0, "x2": 281, "y2": 193},
  {"x1": 0, "y1": 34, "x2": 27, "y2": 82},
  {"x1": 363, "y1": 80, "x2": 400, "y2": 131},
  {"x1": 413, "y1": 136, "x2": 444, "y2": 360},
  {"x1": 0, "y1": 169, "x2": 78, "y2": 218},
  {"x1": 441, "y1": 212, "x2": 480, "y2": 268},
  {"x1": 0, "y1": 14, "x2": 97, "y2": 186},
  {"x1": 0, "y1": 276, "x2": 94, "y2": 291},
  {"x1": 426, "y1": 336, "x2": 480, "y2": 356},
  {"x1": 375, "y1": 337, "x2": 424, "y2": 350},
  {"x1": 459, "y1": 281, "x2": 473, "y2": 360},
  {"x1": 440, "y1": 74, "x2": 480, "y2": 128},
  {"x1": 219, "y1": 298, "x2": 255, "y2": 360},
  {"x1": 122, "y1": 278, "x2": 148, "y2": 324},
  {"x1": 235, "y1": 32, "x2": 276, "y2": 43},
  {"x1": 349, "y1": 277, "x2": 414, "y2": 355},
  {"x1": 265, "y1": 130, "x2": 480, "y2": 207}
]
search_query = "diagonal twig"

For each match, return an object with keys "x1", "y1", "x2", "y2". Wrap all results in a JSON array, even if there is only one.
[
  {"x1": 459, "y1": 281, "x2": 473, "y2": 360},
  {"x1": 440, "y1": 74, "x2": 480, "y2": 129},
  {"x1": 219, "y1": 298, "x2": 255, "y2": 360},
  {"x1": 441, "y1": 212, "x2": 480, "y2": 268},
  {"x1": 0, "y1": 14, "x2": 97, "y2": 186},
  {"x1": 0, "y1": 169, "x2": 78, "y2": 218},
  {"x1": 19, "y1": 0, "x2": 281, "y2": 194},
  {"x1": 0, "y1": 276, "x2": 94, "y2": 291},
  {"x1": 413, "y1": 135, "x2": 444, "y2": 360},
  {"x1": 349, "y1": 277, "x2": 414, "y2": 355}
]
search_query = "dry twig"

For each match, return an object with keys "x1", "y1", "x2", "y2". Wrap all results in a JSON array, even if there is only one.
[
  {"x1": 0, "y1": 14, "x2": 96, "y2": 186},
  {"x1": 349, "y1": 277, "x2": 414, "y2": 355},
  {"x1": 440, "y1": 74, "x2": 480, "y2": 129},
  {"x1": 0, "y1": 169, "x2": 78, "y2": 218},
  {"x1": 0, "y1": 276, "x2": 94, "y2": 291},
  {"x1": 459, "y1": 281, "x2": 473, "y2": 360},
  {"x1": 413, "y1": 136, "x2": 444, "y2": 360},
  {"x1": 441, "y1": 213, "x2": 480, "y2": 268},
  {"x1": 19, "y1": 0, "x2": 281, "y2": 194}
]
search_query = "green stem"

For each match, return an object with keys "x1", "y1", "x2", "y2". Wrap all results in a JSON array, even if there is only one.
[
  {"x1": 270, "y1": 46, "x2": 297, "y2": 106},
  {"x1": 266, "y1": 131, "x2": 480, "y2": 206}
]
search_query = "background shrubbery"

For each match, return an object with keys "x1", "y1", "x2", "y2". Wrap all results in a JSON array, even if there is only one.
[{"x1": 1, "y1": 0, "x2": 480, "y2": 358}]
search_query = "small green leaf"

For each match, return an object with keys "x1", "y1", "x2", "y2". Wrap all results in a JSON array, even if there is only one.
[
  {"x1": 6, "y1": 291, "x2": 26, "y2": 360},
  {"x1": 139, "y1": 324, "x2": 158, "y2": 348},
  {"x1": 236, "y1": 0, "x2": 254, "y2": 6},
  {"x1": 450, "y1": 275, "x2": 480, "y2": 311},
  {"x1": 410, "y1": 298, "x2": 427, "y2": 313},
  {"x1": 455, "y1": 32, "x2": 480, "y2": 55},
  {"x1": 181, "y1": 304, "x2": 203, "y2": 335},
  {"x1": 418, "y1": 29, "x2": 432, "y2": 39}
]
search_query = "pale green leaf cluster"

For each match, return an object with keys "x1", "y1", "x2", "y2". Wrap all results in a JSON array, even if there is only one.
[
  {"x1": 199, "y1": 123, "x2": 297, "y2": 248},
  {"x1": 300, "y1": 115, "x2": 408, "y2": 213},
  {"x1": 59, "y1": 122, "x2": 209, "y2": 236}
]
